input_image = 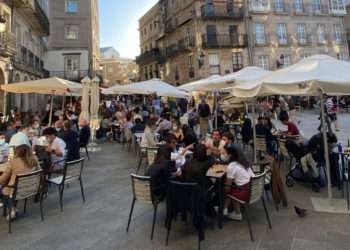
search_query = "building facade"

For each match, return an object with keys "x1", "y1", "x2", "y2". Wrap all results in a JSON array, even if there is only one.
[
  {"x1": 100, "y1": 47, "x2": 138, "y2": 86},
  {"x1": 0, "y1": 0, "x2": 49, "y2": 113},
  {"x1": 44, "y1": 0, "x2": 100, "y2": 82},
  {"x1": 137, "y1": 0, "x2": 348, "y2": 85}
]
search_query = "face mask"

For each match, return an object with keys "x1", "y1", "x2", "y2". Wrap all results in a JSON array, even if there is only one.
[
  {"x1": 56, "y1": 128, "x2": 61, "y2": 132},
  {"x1": 33, "y1": 123, "x2": 40, "y2": 129},
  {"x1": 0, "y1": 139, "x2": 5, "y2": 145}
]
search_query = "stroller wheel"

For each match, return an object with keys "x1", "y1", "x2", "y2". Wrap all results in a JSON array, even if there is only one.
[{"x1": 286, "y1": 176, "x2": 294, "y2": 187}]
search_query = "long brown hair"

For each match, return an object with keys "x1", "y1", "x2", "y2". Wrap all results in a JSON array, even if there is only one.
[{"x1": 14, "y1": 144, "x2": 38, "y2": 168}]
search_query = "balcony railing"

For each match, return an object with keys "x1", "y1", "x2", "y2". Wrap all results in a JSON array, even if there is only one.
[
  {"x1": 49, "y1": 71, "x2": 89, "y2": 82},
  {"x1": 249, "y1": 2, "x2": 271, "y2": 13},
  {"x1": 202, "y1": 34, "x2": 248, "y2": 49},
  {"x1": 201, "y1": 3, "x2": 244, "y2": 19},
  {"x1": 329, "y1": 6, "x2": 347, "y2": 16},
  {"x1": 0, "y1": 32, "x2": 16, "y2": 58},
  {"x1": 136, "y1": 48, "x2": 165, "y2": 65},
  {"x1": 273, "y1": 1, "x2": 289, "y2": 14},
  {"x1": 296, "y1": 34, "x2": 313, "y2": 46},
  {"x1": 312, "y1": 4, "x2": 329, "y2": 15},
  {"x1": 166, "y1": 37, "x2": 195, "y2": 58},
  {"x1": 254, "y1": 34, "x2": 270, "y2": 46},
  {"x1": 12, "y1": 0, "x2": 50, "y2": 35}
]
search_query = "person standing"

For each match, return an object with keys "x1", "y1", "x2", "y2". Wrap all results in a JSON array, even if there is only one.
[
  {"x1": 326, "y1": 96, "x2": 339, "y2": 132},
  {"x1": 198, "y1": 98, "x2": 211, "y2": 138}
]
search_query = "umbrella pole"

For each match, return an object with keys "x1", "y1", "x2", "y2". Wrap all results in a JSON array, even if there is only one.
[
  {"x1": 62, "y1": 93, "x2": 66, "y2": 111},
  {"x1": 49, "y1": 92, "x2": 54, "y2": 126},
  {"x1": 252, "y1": 100, "x2": 257, "y2": 163},
  {"x1": 320, "y1": 93, "x2": 332, "y2": 202},
  {"x1": 215, "y1": 91, "x2": 218, "y2": 129},
  {"x1": 3, "y1": 91, "x2": 7, "y2": 116},
  {"x1": 70, "y1": 93, "x2": 73, "y2": 107}
]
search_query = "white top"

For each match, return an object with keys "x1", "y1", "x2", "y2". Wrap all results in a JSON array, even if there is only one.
[
  {"x1": 0, "y1": 142, "x2": 9, "y2": 163},
  {"x1": 226, "y1": 161, "x2": 255, "y2": 186},
  {"x1": 9, "y1": 132, "x2": 30, "y2": 147},
  {"x1": 51, "y1": 137, "x2": 66, "y2": 165}
]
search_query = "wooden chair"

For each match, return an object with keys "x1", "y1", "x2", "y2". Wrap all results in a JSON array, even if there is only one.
[
  {"x1": 227, "y1": 172, "x2": 272, "y2": 242},
  {"x1": 3, "y1": 169, "x2": 44, "y2": 233},
  {"x1": 126, "y1": 174, "x2": 160, "y2": 240},
  {"x1": 47, "y1": 158, "x2": 85, "y2": 212}
]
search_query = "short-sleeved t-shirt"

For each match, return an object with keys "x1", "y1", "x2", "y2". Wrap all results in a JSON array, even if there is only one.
[
  {"x1": 287, "y1": 122, "x2": 299, "y2": 136},
  {"x1": 226, "y1": 162, "x2": 254, "y2": 186},
  {"x1": 51, "y1": 137, "x2": 66, "y2": 165}
]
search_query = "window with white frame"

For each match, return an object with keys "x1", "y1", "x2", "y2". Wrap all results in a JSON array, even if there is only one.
[
  {"x1": 334, "y1": 24, "x2": 343, "y2": 44},
  {"x1": 313, "y1": 0, "x2": 321, "y2": 12},
  {"x1": 337, "y1": 53, "x2": 347, "y2": 61},
  {"x1": 282, "y1": 55, "x2": 291, "y2": 67},
  {"x1": 258, "y1": 55, "x2": 269, "y2": 70},
  {"x1": 277, "y1": 23, "x2": 287, "y2": 44},
  {"x1": 209, "y1": 53, "x2": 220, "y2": 75},
  {"x1": 255, "y1": 23, "x2": 266, "y2": 44},
  {"x1": 294, "y1": 0, "x2": 303, "y2": 13},
  {"x1": 250, "y1": 0, "x2": 270, "y2": 11},
  {"x1": 330, "y1": 0, "x2": 345, "y2": 12},
  {"x1": 64, "y1": 56, "x2": 79, "y2": 79},
  {"x1": 65, "y1": 25, "x2": 79, "y2": 40},
  {"x1": 65, "y1": 0, "x2": 78, "y2": 13},
  {"x1": 232, "y1": 52, "x2": 243, "y2": 71},
  {"x1": 296, "y1": 23, "x2": 306, "y2": 43},
  {"x1": 317, "y1": 24, "x2": 326, "y2": 43},
  {"x1": 274, "y1": 0, "x2": 285, "y2": 12}
]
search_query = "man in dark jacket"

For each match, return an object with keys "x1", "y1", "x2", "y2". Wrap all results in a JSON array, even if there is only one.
[{"x1": 198, "y1": 98, "x2": 211, "y2": 137}]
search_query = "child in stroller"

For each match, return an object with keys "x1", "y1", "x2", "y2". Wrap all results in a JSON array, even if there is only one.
[{"x1": 285, "y1": 132, "x2": 337, "y2": 192}]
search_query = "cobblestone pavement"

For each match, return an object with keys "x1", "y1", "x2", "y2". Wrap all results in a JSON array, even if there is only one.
[{"x1": 1, "y1": 111, "x2": 350, "y2": 250}]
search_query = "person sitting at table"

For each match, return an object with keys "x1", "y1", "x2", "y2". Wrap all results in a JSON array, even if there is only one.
[
  {"x1": 141, "y1": 120, "x2": 157, "y2": 148},
  {"x1": 181, "y1": 143, "x2": 215, "y2": 190},
  {"x1": 62, "y1": 121, "x2": 80, "y2": 162},
  {"x1": 0, "y1": 132, "x2": 9, "y2": 163},
  {"x1": 9, "y1": 126, "x2": 30, "y2": 148},
  {"x1": 256, "y1": 117, "x2": 275, "y2": 154},
  {"x1": 42, "y1": 127, "x2": 66, "y2": 171},
  {"x1": 166, "y1": 134, "x2": 194, "y2": 169},
  {"x1": 156, "y1": 114, "x2": 172, "y2": 139},
  {"x1": 279, "y1": 112, "x2": 300, "y2": 137},
  {"x1": 79, "y1": 118, "x2": 91, "y2": 147},
  {"x1": 170, "y1": 120, "x2": 184, "y2": 142},
  {"x1": 181, "y1": 124, "x2": 198, "y2": 147},
  {"x1": 0, "y1": 144, "x2": 40, "y2": 220},
  {"x1": 204, "y1": 130, "x2": 225, "y2": 157},
  {"x1": 131, "y1": 118, "x2": 145, "y2": 134},
  {"x1": 146, "y1": 145, "x2": 176, "y2": 200},
  {"x1": 223, "y1": 144, "x2": 255, "y2": 221}
]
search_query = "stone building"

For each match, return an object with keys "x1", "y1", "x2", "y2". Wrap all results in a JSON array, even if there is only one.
[
  {"x1": 100, "y1": 47, "x2": 138, "y2": 86},
  {"x1": 137, "y1": 0, "x2": 348, "y2": 85},
  {"x1": 44, "y1": 0, "x2": 100, "y2": 82},
  {"x1": 0, "y1": 0, "x2": 49, "y2": 113}
]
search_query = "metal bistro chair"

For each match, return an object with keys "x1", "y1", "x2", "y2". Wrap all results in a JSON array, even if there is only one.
[
  {"x1": 255, "y1": 136, "x2": 267, "y2": 160},
  {"x1": 227, "y1": 172, "x2": 272, "y2": 242},
  {"x1": 126, "y1": 174, "x2": 160, "y2": 240},
  {"x1": 136, "y1": 146, "x2": 159, "y2": 174},
  {"x1": 47, "y1": 158, "x2": 86, "y2": 212},
  {"x1": 3, "y1": 169, "x2": 44, "y2": 233}
]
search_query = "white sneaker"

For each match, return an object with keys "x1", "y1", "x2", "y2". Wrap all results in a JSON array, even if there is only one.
[
  {"x1": 6, "y1": 208, "x2": 16, "y2": 221},
  {"x1": 214, "y1": 206, "x2": 228, "y2": 216},
  {"x1": 227, "y1": 212, "x2": 243, "y2": 221}
]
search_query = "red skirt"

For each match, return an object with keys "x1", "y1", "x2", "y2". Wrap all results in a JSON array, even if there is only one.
[{"x1": 229, "y1": 183, "x2": 250, "y2": 202}]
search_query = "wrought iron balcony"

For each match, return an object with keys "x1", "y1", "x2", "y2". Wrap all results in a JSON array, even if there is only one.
[
  {"x1": 202, "y1": 34, "x2": 248, "y2": 49},
  {"x1": 0, "y1": 31, "x2": 16, "y2": 58},
  {"x1": 165, "y1": 37, "x2": 195, "y2": 58},
  {"x1": 136, "y1": 48, "x2": 165, "y2": 65},
  {"x1": 12, "y1": 0, "x2": 50, "y2": 35},
  {"x1": 201, "y1": 3, "x2": 244, "y2": 20},
  {"x1": 249, "y1": 2, "x2": 271, "y2": 13},
  {"x1": 49, "y1": 70, "x2": 89, "y2": 82}
]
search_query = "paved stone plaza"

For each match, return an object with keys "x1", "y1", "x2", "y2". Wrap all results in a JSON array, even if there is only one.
[{"x1": 0, "y1": 111, "x2": 350, "y2": 250}]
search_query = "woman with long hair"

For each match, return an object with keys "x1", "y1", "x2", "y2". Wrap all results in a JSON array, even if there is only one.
[
  {"x1": 0, "y1": 144, "x2": 40, "y2": 220},
  {"x1": 223, "y1": 144, "x2": 254, "y2": 221}
]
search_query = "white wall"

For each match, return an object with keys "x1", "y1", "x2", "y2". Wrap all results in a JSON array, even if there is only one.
[{"x1": 44, "y1": 50, "x2": 89, "y2": 72}]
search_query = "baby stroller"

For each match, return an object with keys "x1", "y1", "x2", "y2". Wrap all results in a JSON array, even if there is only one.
[{"x1": 284, "y1": 139, "x2": 324, "y2": 192}]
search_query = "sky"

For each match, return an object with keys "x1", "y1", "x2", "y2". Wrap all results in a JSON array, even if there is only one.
[{"x1": 99, "y1": 0, "x2": 158, "y2": 59}]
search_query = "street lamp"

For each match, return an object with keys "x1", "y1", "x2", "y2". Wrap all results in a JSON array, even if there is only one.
[{"x1": 0, "y1": 15, "x2": 6, "y2": 33}]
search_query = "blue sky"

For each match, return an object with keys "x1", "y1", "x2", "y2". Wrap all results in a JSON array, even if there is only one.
[{"x1": 99, "y1": 0, "x2": 158, "y2": 59}]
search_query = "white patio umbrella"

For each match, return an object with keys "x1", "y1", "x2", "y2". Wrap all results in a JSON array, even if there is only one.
[
  {"x1": 102, "y1": 78, "x2": 189, "y2": 98},
  {"x1": 90, "y1": 77, "x2": 100, "y2": 145},
  {"x1": 231, "y1": 55, "x2": 350, "y2": 204},
  {"x1": 178, "y1": 75, "x2": 222, "y2": 92},
  {"x1": 79, "y1": 76, "x2": 91, "y2": 122}
]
